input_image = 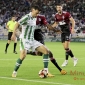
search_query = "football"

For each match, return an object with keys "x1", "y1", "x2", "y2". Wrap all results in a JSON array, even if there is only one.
[{"x1": 39, "y1": 69, "x2": 48, "y2": 78}]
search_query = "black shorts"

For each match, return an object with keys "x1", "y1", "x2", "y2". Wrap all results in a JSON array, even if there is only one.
[
  {"x1": 61, "y1": 33, "x2": 72, "y2": 43},
  {"x1": 8, "y1": 32, "x2": 13, "y2": 40}
]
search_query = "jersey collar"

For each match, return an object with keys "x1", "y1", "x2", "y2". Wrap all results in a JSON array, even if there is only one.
[{"x1": 58, "y1": 11, "x2": 65, "y2": 15}]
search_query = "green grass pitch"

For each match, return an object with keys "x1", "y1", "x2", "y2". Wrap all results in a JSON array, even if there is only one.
[{"x1": 0, "y1": 41, "x2": 85, "y2": 85}]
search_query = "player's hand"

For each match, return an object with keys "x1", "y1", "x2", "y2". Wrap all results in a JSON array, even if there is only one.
[{"x1": 11, "y1": 34, "x2": 16, "y2": 41}]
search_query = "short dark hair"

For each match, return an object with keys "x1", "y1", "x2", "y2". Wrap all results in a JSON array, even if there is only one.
[
  {"x1": 31, "y1": 5, "x2": 41, "y2": 11},
  {"x1": 56, "y1": 3, "x2": 63, "y2": 6}
]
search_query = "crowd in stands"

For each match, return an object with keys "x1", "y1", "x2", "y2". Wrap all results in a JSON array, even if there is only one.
[{"x1": 0, "y1": 0, "x2": 85, "y2": 38}]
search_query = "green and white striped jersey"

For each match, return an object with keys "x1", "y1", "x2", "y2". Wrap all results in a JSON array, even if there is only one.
[{"x1": 18, "y1": 12, "x2": 37, "y2": 40}]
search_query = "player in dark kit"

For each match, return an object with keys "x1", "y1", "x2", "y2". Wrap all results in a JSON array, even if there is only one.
[
  {"x1": 27, "y1": 14, "x2": 67, "y2": 75},
  {"x1": 52, "y1": 3, "x2": 78, "y2": 67}
]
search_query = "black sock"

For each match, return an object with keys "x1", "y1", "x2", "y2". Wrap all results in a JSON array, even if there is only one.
[
  {"x1": 14, "y1": 43, "x2": 17, "y2": 52},
  {"x1": 5, "y1": 43, "x2": 9, "y2": 51},
  {"x1": 51, "y1": 58, "x2": 62, "y2": 72},
  {"x1": 49, "y1": 51, "x2": 62, "y2": 72},
  {"x1": 65, "y1": 51, "x2": 69, "y2": 60},
  {"x1": 68, "y1": 50, "x2": 74, "y2": 58}
]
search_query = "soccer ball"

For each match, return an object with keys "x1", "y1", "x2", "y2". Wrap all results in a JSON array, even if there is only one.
[{"x1": 39, "y1": 69, "x2": 48, "y2": 78}]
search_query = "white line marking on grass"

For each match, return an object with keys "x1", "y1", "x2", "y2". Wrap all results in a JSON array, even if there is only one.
[{"x1": 0, "y1": 76, "x2": 72, "y2": 85}]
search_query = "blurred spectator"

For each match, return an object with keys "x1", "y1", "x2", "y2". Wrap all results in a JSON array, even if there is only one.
[{"x1": 0, "y1": 0, "x2": 85, "y2": 37}]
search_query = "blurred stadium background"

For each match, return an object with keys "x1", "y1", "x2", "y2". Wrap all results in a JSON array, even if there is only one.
[
  {"x1": 0, "y1": 1, "x2": 85, "y2": 85},
  {"x1": 0, "y1": 0, "x2": 85, "y2": 41}
]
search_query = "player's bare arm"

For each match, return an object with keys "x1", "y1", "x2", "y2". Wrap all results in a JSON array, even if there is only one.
[
  {"x1": 69, "y1": 17, "x2": 75, "y2": 33},
  {"x1": 51, "y1": 22, "x2": 62, "y2": 33},
  {"x1": 46, "y1": 23, "x2": 61, "y2": 33},
  {"x1": 52, "y1": 22, "x2": 58, "y2": 28},
  {"x1": 46, "y1": 24, "x2": 54, "y2": 30}
]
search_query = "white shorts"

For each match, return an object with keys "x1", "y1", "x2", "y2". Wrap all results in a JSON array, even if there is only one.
[{"x1": 20, "y1": 38, "x2": 43, "y2": 51}]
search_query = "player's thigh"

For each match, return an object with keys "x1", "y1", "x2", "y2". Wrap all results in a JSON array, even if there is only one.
[
  {"x1": 33, "y1": 40, "x2": 48, "y2": 54},
  {"x1": 62, "y1": 41, "x2": 70, "y2": 49},
  {"x1": 64, "y1": 41, "x2": 70, "y2": 48},
  {"x1": 36, "y1": 45, "x2": 49, "y2": 54},
  {"x1": 64, "y1": 33, "x2": 71, "y2": 48},
  {"x1": 14, "y1": 37, "x2": 17, "y2": 43}
]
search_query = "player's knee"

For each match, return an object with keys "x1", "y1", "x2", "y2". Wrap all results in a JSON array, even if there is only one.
[
  {"x1": 49, "y1": 51, "x2": 53, "y2": 58},
  {"x1": 43, "y1": 49, "x2": 49, "y2": 54},
  {"x1": 20, "y1": 50, "x2": 26, "y2": 60},
  {"x1": 14, "y1": 37, "x2": 17, "y2": 42},
  {"x1": 8, "y1": 40, "x2": 11, "y2": 44},
  {"x1": 43, "y1": 51, "x2": 48, "y2": 55}
]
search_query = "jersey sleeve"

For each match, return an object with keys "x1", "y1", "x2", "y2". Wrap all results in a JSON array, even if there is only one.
[
  {"x1": 18, "y1": 14, "x2": 29, "y2": 25},
  {"x1": 66, "y1": 12, "x2": 71, "y2": 19},
  {"x1": 42, "y1": 16, "x2": 48, "y2": 25}
]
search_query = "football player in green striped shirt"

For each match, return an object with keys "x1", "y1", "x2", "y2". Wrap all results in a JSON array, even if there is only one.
[{"x1": 11, "y1": 5, "x2": 54, "y2": 78}]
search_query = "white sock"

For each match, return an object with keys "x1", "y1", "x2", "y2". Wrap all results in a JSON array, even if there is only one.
[
  {"x1": 13, "y1": 71, "x2": 17, "y2": 73},
  {"x1": 44, "y1": 68, "x2": 48, "y2": 73}
]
